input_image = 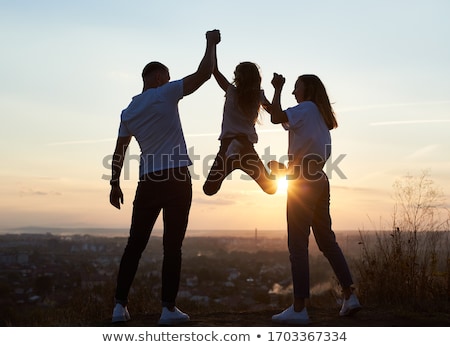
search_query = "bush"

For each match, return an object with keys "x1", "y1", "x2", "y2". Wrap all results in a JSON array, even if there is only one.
[{"x1": 356, "y1": 171, "x2": 450, "y2": 311}]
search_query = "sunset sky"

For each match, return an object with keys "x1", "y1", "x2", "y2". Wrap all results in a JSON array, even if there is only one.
[{"x1": 1, "y1": 0, "x2": 449, "y2": 235}]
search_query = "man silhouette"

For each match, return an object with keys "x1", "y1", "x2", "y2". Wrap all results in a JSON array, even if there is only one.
[{"x1": 109, "y1": 30, "x2": 220, "y2": 325}]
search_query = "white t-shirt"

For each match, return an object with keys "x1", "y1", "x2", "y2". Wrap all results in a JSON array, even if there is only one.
[
  {"x1": 219, "y1": 85, "x2": 268, "y2": 143},
  {"x1": 118, "y1": 79, "x2": 192, "y2": 177},
  {"x1": 283, "y1": 101, "x2": 331, "y2": 164}
]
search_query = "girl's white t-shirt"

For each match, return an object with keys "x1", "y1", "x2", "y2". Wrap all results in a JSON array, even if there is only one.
[{"x1": 219, "y1": 85, "x2": 268, "y2": 143}]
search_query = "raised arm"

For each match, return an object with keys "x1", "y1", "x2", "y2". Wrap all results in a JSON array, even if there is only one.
[
  {"x1": 109, "y1": 135, "x2": 132, "y2": 209},
  {"x1": 213, "y1": 50, "x2": 231, "y2": 92},
  {"x1": 269, "y1": 73, "x2": 289, "y2": 124},
  {"x1": 183, "y1": 29, "x2": 221, "y2": 96},
  {"x1": 261, "y1": 90, "x2": 271, "y2": 113}
]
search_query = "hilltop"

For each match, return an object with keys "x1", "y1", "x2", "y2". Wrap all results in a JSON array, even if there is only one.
[{"x1": 99, "y1": 306, "x2": 450, "y2": 327}]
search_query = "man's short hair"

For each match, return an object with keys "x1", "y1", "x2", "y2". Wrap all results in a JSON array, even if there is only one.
[{"x1": 142, "y1": 62, "x2": 168, "y2": 79}]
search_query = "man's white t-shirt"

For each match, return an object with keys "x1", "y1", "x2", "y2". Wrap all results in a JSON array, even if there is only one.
[
  {"x1": 118, "y1": 79, "x2": 192, "y2": 177},
  {"x1": 283, "y1": 101, "x2": 331, "y2": 164}
]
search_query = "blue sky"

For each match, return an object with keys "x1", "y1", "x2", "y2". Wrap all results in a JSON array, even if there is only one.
[{"x1": 1, "y1": 0, "x2": 449, "y2": 233}]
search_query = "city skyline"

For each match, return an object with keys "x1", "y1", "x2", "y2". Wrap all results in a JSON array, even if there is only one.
[{"x1": 1, "y1": 1, "x2": 449, "y2": 234}]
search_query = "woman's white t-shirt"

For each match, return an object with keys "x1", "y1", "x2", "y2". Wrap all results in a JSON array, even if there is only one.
[{"x1": 283, "y1": 101, "x2": 331, "y2": 164}]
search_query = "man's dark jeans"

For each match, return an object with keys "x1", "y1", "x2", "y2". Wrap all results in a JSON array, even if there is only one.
[{"x1": 115, "y1": 166, "x2": 192, "y2": 307}]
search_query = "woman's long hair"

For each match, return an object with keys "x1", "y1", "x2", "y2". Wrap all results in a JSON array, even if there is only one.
[
  {"x1": 298, "y1": 74, "x2": 338, "y2": 130},
  {"x1": 233, "y1": 62, "x2": 262, "y2": 123}
]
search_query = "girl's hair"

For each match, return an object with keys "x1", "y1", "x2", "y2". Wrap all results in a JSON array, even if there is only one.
[
  {"x1": 298, "y1": 74, "x2": 338, "y2": 130},
  {"x1": 233, "y1": 62, "x2": 262, "y2": 123}
]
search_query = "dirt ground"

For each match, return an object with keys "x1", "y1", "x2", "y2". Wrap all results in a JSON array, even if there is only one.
[{"x1": 102, "y1": 306, "x2": 450, "y2": 327}]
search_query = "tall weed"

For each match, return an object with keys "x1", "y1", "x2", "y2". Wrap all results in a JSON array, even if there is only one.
[{"x1": 356, "y1": 171, "x2": 450, "y2": 311}]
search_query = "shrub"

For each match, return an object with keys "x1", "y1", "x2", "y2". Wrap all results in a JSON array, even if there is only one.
[{"x1": 356, "y1": 171, "x2": 450, "y2": 311}]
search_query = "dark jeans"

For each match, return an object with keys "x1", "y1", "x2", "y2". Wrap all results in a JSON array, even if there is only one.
[
  {"x1": 203, "y1": 136, "x2": 277, "y2": 195},
  {"x1": 115, "y1": 166, "x2": 192, "y2": 308},
  {"x1": 287, "y1": 171, "x2": 353, "y2": 299}
]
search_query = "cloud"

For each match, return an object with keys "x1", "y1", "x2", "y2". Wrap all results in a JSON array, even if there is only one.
[
  {"x1": 338, "y1": 100, "x2": 450, "y2": 113},
  {"x1": 370, "y1": 119, "x2": 450, "y2": 126},
  {"x1": 19, "y1": 188, "x2": 62, "y2": 197},
  {"x1": 332, "y1": 185, "x2": 385, "y2": 194},
  {"x1": 194, "y1": 197, "x2": 236, "y2": 206},
  {"x1": 405, "y1": 144, "x2": 440, "y2": 160},
  {"x1": 44, "y1": 128, "x2": 284, "y2": 146},
  {"x1": 46, "y1": 138, "x2": 115, "y2": 146}
]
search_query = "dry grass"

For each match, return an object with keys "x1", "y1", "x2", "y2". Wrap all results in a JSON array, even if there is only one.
[{"x1": 356, "y1": 228, "x2": 450, "y2": 311}]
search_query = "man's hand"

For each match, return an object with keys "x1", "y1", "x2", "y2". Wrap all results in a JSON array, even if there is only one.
[
  {"x1": 206, "y1": 29, "x2": 221, "y2": 45},
  {"x1": 110, "y1": 185, "x2": 124, "y2": 209},
  {"x1": 271, "y1": 73, "x2": 285, "y2": 90}
]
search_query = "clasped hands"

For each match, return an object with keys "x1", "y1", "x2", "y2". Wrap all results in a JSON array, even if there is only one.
[
  {"x1": 206, "y1": 29, "x2": 221, "y2": 44},
  {"x1": 271, "y1": 72, "x2": 285, "y2": 90}
]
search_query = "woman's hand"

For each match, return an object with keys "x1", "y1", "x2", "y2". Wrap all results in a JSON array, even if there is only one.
[{"x1": 271, "y1": 73, "x2": 285, "y2": 90}]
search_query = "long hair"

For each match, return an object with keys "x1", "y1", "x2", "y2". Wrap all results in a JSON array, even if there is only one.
[
  {"x1": 298, "y1": 74, "x2": 338, "y2": 130},
  {"x1": 233, "y1": 62, "x2": 262, "y2": 123}
]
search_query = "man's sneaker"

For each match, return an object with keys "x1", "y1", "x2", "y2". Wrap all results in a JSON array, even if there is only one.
[
  {"x1": 339, "y1": 293, "x2": 362, "y2": 316},
  {"x1": 225, "y1": 139, "x2": 244, "y2": 158},
  {"x1": 158, "y1": 307, "x2": 190, "y2": 325},
  {"x1": 112, "y1": 303, "x2": 130, "y2": 323},
  {"x1": 272, "y1": 305, "x2": 309, "y2": 325}
]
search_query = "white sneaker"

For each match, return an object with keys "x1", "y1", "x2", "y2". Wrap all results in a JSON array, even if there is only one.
[
  {"x1": 272, "y1": 305, "x2": 309, "y2": 325},
  {"x1": 225, "y1": 139, "x2": 244, "y2": 158},
  {"x1": 339, "y1": 293, "x2": 362, "y2": 316},
  {"x1": 158, "y1": 307, "x2": 190, "y2": 325},
  {"x1": 112, "y1": 303, "x2": 131, "y2": 323}
]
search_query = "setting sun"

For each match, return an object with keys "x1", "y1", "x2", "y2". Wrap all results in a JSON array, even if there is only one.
[{"x1": 277, "y1": 175, "x2": 289, "y2": 193}]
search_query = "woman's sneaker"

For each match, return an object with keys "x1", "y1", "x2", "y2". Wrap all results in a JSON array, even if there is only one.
[
  {"x1": 267, "y1": 160, "x2": 287, "y2": 176},
  {"x1": 112, "y1": 303, "x2": 131, "y2": 323},
  {"x1": 272, "y1": 305, "x2": 309, "y2": 325},
  {"x1": 339, "y1": 293, "x2": 362, "y2": 316},
  {"x1": 158, "y1": 307, "x2": 190, "y2": 325}
]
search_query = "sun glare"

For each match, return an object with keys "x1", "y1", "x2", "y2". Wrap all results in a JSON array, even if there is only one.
[{"x1": 277, "y1": 175, "x2": 288, "y2": 193}]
